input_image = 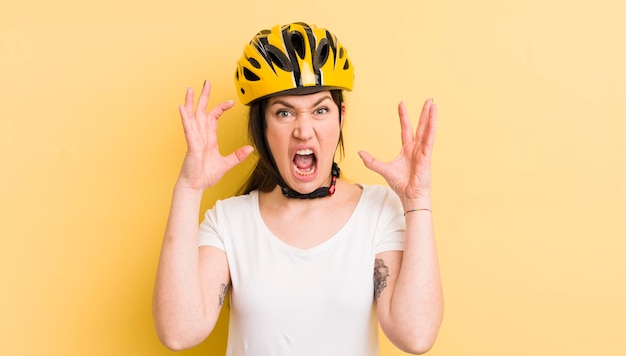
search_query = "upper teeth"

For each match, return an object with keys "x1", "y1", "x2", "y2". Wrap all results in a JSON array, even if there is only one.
[{"x1": 296, "y1": 149, "x2": 313, "y2": 155}]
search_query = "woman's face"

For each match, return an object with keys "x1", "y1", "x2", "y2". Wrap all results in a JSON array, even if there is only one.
[{"x1": 265, "y1": 90, "x2": 343, "y2": 194}]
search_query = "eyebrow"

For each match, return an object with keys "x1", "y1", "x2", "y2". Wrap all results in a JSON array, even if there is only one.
[{"x1": 268, "y1": 95, "x2": 333, "y2": 110}]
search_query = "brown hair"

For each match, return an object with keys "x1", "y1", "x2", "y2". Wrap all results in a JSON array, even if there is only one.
[{"x1": 239, "y1": 90, "x2": 345, "y2": 195}]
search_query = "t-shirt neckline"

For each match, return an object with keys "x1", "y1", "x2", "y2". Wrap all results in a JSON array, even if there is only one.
[{"x1": 251, "y1": 184, "x2": 368, "y2": 255}]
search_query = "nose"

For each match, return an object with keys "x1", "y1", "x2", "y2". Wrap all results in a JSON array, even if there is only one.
[{"x1": 292, "y1": 115, "x2": 314, "y2": 140}]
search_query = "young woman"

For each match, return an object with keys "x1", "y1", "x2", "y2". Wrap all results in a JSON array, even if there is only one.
[{"x1": 153, "y1": 22, "x2": 443, "y2": 355}]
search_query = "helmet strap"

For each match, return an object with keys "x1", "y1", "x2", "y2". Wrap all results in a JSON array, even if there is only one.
[{"x1": 278, "y1": 162, "x2": 340, "y2": 199}]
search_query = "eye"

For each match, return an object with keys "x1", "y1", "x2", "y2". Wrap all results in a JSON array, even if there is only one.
[
  {"x1": 315, "y1": 107, "x2": 329, "y2": 115},
  {"x1": 276, "y1": 110, "x2": 292, "y2": 118}
]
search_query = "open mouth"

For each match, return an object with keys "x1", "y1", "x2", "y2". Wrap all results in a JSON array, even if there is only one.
[{"x1": 293, "y1": 149, "x2": 316, "y2": 176}]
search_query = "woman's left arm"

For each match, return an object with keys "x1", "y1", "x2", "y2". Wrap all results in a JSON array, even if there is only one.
[{"x1": 359, "y1": 99, "x2": 443, "y2": 354}]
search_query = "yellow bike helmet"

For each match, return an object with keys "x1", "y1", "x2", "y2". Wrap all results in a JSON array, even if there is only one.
[{"x1": 235, "y1": 22, "x2": 354, "y2": 105}]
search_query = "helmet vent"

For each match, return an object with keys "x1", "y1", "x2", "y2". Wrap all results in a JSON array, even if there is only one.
[
  {"x1": 247, "y1": 57, "x2": 261, "y2": 69},
  {"x1": 289, "y1": 31, "x2": 306, "y2": 59},
  {"x1": 314, "y1": 38, "x2": 329, "y2": 69},
  {"x1": 243, "y1": 67, "x2": 261, "y2": 81},
  {"x1": 267, "y1": 45, "x2": 293, "y2": 72}
]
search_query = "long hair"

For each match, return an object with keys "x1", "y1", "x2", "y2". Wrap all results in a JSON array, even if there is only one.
[{"x1": 239, "y1": 90, "x2": 345, "y2": 195}]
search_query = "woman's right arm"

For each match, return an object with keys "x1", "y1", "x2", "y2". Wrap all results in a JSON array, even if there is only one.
[{"x1": 152, "y1": 82, "x2": 253, "y2": 350}]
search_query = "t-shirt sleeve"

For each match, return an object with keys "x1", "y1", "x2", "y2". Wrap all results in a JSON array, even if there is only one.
[
  {"x1": 198, "y1": 204, "x2": 226, "y2": 251},
  {"x1": 374, "y1": 186, "x2": 406, "y2": 254}
]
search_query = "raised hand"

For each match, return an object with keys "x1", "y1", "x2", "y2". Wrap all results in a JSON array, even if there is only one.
[
  {"x1": 358, "y1": 99, "x2": 437, "y2": 205},
  {"x1": 177, "y1": 81, "x2": 254, "y2": 191}
]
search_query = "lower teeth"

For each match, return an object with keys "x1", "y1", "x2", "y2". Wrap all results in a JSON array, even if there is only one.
[{"x1": 294, "y1": 165, "x2": 315, "y2": 176}]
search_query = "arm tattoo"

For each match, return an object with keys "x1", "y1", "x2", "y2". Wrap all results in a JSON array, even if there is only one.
[
  {"x1": 373, "y1": 258, "x2": 390, "y2": 300},
  {"x1": 218, "y1": 282, "x2": 231, "y2": 307}
]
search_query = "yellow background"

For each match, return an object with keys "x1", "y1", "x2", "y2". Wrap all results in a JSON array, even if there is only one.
[{"x1": 1, "y1": 0, "x2": 625, "y2": 355}]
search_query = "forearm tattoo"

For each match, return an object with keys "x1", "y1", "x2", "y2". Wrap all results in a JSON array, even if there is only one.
[
  {"x1": 218, "y1": 282, "x2": 231, "y2": 307},
  {"x1": 373, "y1": 258, "x2": 390, "y2": 300}
]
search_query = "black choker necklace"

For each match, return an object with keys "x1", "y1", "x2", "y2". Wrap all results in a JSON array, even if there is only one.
[{"x1": 279, "y1": 162, "x2": 340, "y2": 199}]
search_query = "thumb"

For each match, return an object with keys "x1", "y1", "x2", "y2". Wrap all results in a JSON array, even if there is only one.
[
  {"x1": 358, "y1": 150, "x2": 384, "y2": 175},
  {"x1": 224, "y1": 145, "x2": 254, "y2": 169}
]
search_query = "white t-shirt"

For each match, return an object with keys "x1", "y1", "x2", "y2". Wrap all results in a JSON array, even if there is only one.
[{"x1": 198, "y1": 184, "x2": 405, "y2": 356}]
